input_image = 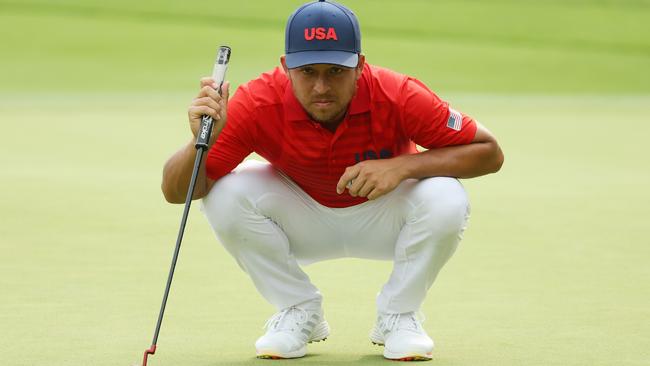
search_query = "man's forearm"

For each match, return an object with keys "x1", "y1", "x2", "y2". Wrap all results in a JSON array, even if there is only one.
[
  {"x1": 161, "y1": 141, "x2": 210, "y2": 203},
  {"x1": 398, "y1": 141, "x2": 504, "y2": 180}
]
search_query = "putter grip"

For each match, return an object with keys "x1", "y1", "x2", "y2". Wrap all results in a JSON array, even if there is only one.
[{"x1": 195, "y1": 46, "x2": 231, "y2": 150}]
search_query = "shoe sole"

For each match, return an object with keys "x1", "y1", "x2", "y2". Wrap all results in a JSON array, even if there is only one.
[
  {"x1": 257, "y1": 338, "x2": 327, "y2": 359},
  {"x1": 371, "y1": 340, "x2": 432, "y2": 361},
  {"x1": 256, "y1": 321, "x2": 329, "y2": 359}
]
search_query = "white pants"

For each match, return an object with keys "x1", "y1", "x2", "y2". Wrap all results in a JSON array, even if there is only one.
[{"x1": 201, "y1": 161, "x2": 470, "y2": 314}]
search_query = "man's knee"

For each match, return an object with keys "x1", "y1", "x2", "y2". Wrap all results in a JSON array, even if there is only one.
[
  {"x1": 201, "y1": 171, "x2": 259, "y2": 238},
  {"x1": 408, "y1": 177, "x2": 470, "y2": 236}
]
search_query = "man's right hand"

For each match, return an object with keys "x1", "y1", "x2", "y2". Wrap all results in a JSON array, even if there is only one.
[{"x1": 188, "y1": 77, "x2": 231, "y2": 146}]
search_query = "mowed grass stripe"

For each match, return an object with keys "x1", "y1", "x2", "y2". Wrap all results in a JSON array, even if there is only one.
[
  {"x1": 2, "y1": 14, "x2": 649, "y2": 93},
  {"x1": 1, "y1": 0, "x2": 648, "y2": 56}
]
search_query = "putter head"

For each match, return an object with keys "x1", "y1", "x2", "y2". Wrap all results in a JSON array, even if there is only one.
[{"x1": 142, "y1": 345, "x2": 156, "y2": 366}]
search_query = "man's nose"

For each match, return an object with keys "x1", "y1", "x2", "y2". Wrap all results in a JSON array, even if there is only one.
[{"x1": 313, "y1": 76, "x2": 330, "y2": 94}]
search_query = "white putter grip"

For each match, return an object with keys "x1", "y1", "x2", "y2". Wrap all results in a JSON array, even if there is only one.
[{"x1": 196, "y1": 46, "x2": 231, "y2": 150}]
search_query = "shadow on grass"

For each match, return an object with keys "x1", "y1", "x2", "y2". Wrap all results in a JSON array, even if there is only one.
[{"x1": 200, "y1": 353, "x2": 402, "y2": 365}]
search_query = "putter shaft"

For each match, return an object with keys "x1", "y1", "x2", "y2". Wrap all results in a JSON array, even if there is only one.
[{"x1": 142, "y1": 46, "x2": 231, "y2": 366}]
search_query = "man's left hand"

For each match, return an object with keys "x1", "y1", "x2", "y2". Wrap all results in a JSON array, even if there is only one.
[{"x1": 336, "y1": 158, "x2": 407, "y2": 200}]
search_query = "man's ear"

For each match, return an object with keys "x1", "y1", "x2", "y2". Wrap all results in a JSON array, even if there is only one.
[
  {"x1": 280, "y1": 55, "x2": 289, "y2": 74},
  {"x1": 355, "y1": 54, "x2": 366, "y2": 79}
]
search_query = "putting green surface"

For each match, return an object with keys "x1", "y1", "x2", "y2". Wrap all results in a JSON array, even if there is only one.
[{"x1": 1, "y1": 1, "x2": 649, "y2": 365}]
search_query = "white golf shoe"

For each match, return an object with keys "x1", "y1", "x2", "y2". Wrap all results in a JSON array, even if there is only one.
[
  {"x1": 255, "y1": 304, "x2": 329, "y2": 359},
  {"x1": 370, "y1": 312, "x2": 434, "y2": 361}
]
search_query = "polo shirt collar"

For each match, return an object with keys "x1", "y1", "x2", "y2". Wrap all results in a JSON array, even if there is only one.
[{"x1": 283, "y1": 72, "x2": 370, "y2": 121}]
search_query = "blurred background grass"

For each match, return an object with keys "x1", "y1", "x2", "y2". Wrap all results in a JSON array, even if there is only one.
[
  {"x1": 0, "y1": 1, "x2": 649, "y2": 366},
  {"x1": 1, "y1": 0, "x2": 649, "y2": 93}
]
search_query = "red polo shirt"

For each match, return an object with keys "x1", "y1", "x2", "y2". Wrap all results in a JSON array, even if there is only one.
[{"x1": 205, "y1": 63, "x2": 477, "y2": 208}]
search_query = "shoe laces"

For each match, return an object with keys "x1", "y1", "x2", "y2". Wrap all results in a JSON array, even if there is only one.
[
  {"x1": 264, "y1": 306, "x2": 309, "y2": 332},
  {"x1": 379, "y1": 311, "x2": 425, "y2": 333}
]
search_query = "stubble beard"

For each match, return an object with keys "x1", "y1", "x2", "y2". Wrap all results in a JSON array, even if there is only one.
[{"x1": 307, "y1": 104, "x2": 348, "y2": 125}]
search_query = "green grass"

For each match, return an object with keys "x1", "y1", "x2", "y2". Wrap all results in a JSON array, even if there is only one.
[
  {"x1": 1, "y1": 0, "x2": 649, "y2": 365},
  {"x1": 0, "y1": 0, "x2": 649, "y2": 93},
  {"x1": 1, "y1": 94, "x2": 648, "y2": 365}
]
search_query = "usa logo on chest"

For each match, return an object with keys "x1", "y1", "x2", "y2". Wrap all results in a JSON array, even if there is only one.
[{"x1": 354, "y1": 149, "x2": 393, "y2": 163}]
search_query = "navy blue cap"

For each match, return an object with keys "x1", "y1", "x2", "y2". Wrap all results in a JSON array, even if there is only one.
[{"x1": 285, "y1": 0, "x2": 361, "y2": 69}]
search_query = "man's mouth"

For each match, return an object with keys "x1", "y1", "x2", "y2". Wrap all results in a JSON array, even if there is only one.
[{"x1": 312, "y1": 99, "x2": 334, "y2": 108}]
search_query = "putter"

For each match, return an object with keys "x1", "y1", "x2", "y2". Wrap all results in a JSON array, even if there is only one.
[{"x1": 141, "y1": 45, "x2": 231, "y2": 366}]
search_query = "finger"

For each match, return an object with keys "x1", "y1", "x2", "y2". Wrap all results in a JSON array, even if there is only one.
[
  {"x1": 200, "y1": 77, "x2": 215, "y2": 88},
  {"x1": 197, "y1": 85, "x2": 222, "y2": 100},
  {"x1": 219, "y1": 81, "x2": 230, "y2": 101},
  {"x1": 347, "y1": 175, "x2": 367, "y2": 197},
  {"x1": 336, "y1": 165, "x2": 360, "y2": 194},
  {"x1": 367, "y1": 188, "x2": 382, "y2": 200},
  {"x1": 190, "y1": 106, "x2": 219, "y2": 121},
  {"x1": 193, "y1": 96, "x2": 221, "y2": 114},
  {"x1": 217, "y1": 82, "x2": 230, "y2": 120},
  {"x1": 357, "y1": 180, "x2": 375, "y2": 198}
]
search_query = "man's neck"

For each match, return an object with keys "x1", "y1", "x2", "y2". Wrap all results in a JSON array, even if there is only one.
[{"x1": 318, "y1": 119, "x2": 342, "y2": 133}]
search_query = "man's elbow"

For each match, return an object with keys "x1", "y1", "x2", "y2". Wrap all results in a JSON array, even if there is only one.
[
  {"x1": 490, "y1": 145, "x2": 504, "y2": 173},
  {"x1": 161, "y1": 182, "x2": 184, "y2": 204},
  {"x1": 161, "y1": 181, "x2": 211, "y2": 204}
]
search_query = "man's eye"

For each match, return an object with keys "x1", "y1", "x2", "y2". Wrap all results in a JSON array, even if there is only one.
[
  {"x1": 301, "y1": 67, "x2": 314, "y2": 75},
  {"x1": 329, "y1": 67, "x2": 343, "y2": 75}
]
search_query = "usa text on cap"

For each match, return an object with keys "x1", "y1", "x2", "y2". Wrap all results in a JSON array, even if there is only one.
[{"x1": 285, "y1": 0, "x2": 362, "y2": 68}]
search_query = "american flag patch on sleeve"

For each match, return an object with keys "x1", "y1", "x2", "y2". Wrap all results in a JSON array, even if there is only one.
[{"x1": 446, "y1": 108, "x2": 463, "y2": 131}]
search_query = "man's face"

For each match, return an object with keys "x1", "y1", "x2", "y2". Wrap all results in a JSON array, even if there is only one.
[{"x1": 282, "y1": 55, "x2": 365, "y2": 126}]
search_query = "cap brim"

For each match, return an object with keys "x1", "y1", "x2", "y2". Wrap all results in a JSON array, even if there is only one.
[{"x1": 285, "y1": 51, "x2": 358, "y2": 69}]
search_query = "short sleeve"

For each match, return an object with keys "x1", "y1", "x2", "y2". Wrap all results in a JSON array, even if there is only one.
[
  {"x1": 399, "y1": 78, "x2": 477, "y2": 149},
  {"x1": 205, "y1": 85, "x2": 256, "y2": 180}
]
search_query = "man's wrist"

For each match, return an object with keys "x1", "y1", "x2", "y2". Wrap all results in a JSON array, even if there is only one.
[
  {"x1": 394, "y1": 151, "x2": 442, "y2": 181},
  {"x1": 394, "y1": 154, "x2": 415, "y2": 181}
]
